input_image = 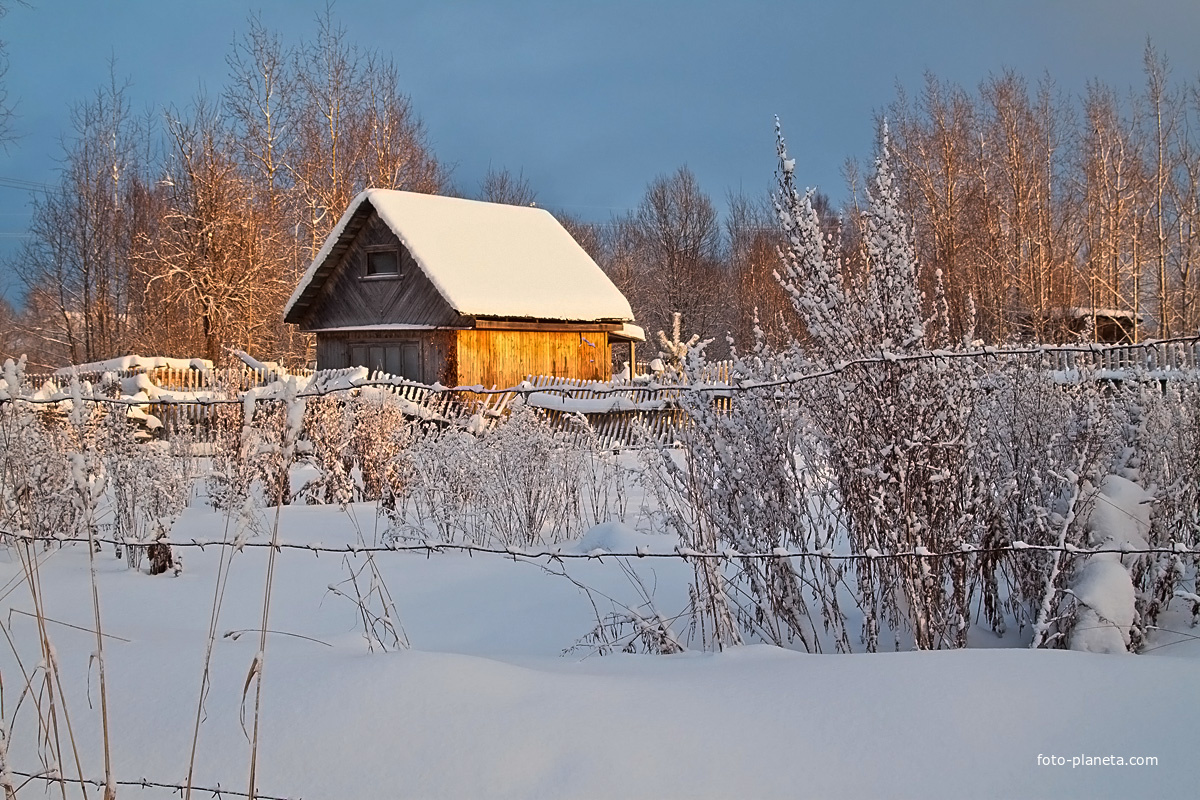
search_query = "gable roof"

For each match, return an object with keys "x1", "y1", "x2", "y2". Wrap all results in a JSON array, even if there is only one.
[{"x1": 284, "y1": 189, "x2": 634, "y2": 325}]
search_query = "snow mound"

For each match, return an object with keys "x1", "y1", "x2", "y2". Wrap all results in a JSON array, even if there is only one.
[
  {"x1": 1068, "y1": 473, "x2": 1153, "y2": 654},
  {"x1": 1069, "y1": 559, "x2": 1136, "y2": 654},
  {"x1": 1080, "y1": 473, "x2": 1153, "y2": 549},
  {"x1": 566, "y1": 521, "x2": 675, "y2": 555}
]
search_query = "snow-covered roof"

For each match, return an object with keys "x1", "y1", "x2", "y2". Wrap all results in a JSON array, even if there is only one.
[
  {"x1": 1056, "y1": 307, "x2": 1144, "y2": 321},
  {"x1": 284, "y1": 189, "x2": 634, "y2": 324},
  {"x1": 612, "y1": 322, "x2": 646, "y2": 342},
  {"x1": 55, "y1": 355, "x2": 213, "y2": 376}
]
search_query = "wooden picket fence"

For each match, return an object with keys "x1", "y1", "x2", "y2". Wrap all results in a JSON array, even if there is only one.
[
  {"x1": 520, "y1": 361, "x2": 734, "y2": 447},
  {"x1": 1043, "y1": 340, "x2": 1200, "y2": 373},
  {"x1": 521, "y1": 375, "x2": 688, "y2": 448},
  {"x1": 18, "y1": 346, "x2": 1198, "y2": 448}
]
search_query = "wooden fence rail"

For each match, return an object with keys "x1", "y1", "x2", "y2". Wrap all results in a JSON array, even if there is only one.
[{"x1": 15, "y1": 345, "x2": 1199, "y2": 447}]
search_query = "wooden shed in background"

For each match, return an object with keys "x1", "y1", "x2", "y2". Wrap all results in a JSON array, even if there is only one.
[{"x1": 283, "y1": 189, "x2": 643, "y2": 388}]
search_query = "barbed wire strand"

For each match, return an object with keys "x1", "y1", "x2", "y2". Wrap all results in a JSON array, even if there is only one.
[
  {"x1": 10, "y1": 769, "x2": 298, "y2": 800},
  {"x1": 3, "y1": 335, "x2": 1199, "y2": 407},
  {"x1": 1, "y1": 529, "x2": 1192, "y2": 562}
]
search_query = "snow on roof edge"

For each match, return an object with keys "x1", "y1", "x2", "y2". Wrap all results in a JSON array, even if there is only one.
[
  {"x1": 366, "y1": 189, "x2": 633, "y2": 322},
  {"x1": 285, "y1": 189, "x2": 635, "y2": 325},
  {"x1": 283, "y1": 190, "x2": 372, "y2": 320}
]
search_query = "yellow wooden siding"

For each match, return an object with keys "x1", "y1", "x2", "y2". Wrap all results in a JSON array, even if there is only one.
[{"x1": 453, "y1": 329, "x2": 610, "y2": 388}]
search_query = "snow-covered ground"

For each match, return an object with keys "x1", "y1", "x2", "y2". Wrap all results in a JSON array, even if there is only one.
[{"x1": 1, "y1": 496, "x2": 1195, "y2": 800}]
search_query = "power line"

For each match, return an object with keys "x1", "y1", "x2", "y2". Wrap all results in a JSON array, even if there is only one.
[{"x1": 0, "y1": 175, "x2": 51, "y2": 192}]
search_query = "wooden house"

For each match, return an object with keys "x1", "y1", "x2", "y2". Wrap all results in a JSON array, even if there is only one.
[{"x1": 283, "y1": 189, "x2": 644, "y2": 388}]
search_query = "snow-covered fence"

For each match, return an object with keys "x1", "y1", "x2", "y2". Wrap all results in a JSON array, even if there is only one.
[
  {"x1": 520, "y1": 360, "x2": 734, "y2": 447},
  {"x1": 3, "y1": 337, "x2": 1200, "y2": 658},
  {"x1": 1042, "y1": 339, "x2": 1200, "y2": 375},
  {"x1": 521, "y1": 375, "x2": 688, "y2": 447}
]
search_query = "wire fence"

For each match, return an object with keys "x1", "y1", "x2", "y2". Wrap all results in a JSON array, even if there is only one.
[
  {"x1": 11, "y1": 336, "x2": 1200, "y2": 406},
  {"x1": 2, "y1": 529, "x2": 1192, "y2": 562},
  {"x1": 6, "y1": 336, "x2": 1199, "y2": 448},
  {"x1": 9, "y1": 769, "x2": 298, "y2": 800},
  {"x1": 4, "y1": 339, "x2": 1200, "y2": 797}
]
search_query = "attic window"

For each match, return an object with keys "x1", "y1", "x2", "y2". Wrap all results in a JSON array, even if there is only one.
[{"x1": 365, "y1": 247, "x2": 400, "y2": 277}]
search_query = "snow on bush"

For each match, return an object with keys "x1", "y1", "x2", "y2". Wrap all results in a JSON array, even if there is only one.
[{"x1": 631, "y1": 122, "x2": 1200, "y2": 654}]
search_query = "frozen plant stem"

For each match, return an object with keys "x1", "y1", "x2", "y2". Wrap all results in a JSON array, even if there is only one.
[
  {"x1": 247, "y1": 382, "x2": 302, "y2": 800},
  {"x1": 18, "y1": 542, "x2": 88, "y2": 800},
  {"x1": 1031, "y1": 451, "x2": 1089, "y2": 649},
  {"x1": 246, "y1": 500, "x2": 282, "y2": 800},
  {"x1": 67, "y1": 373, "x2": 116, "y2": 798},
  {"x1": 185, "y1": 503, "x2": 241, "y2": 800}
]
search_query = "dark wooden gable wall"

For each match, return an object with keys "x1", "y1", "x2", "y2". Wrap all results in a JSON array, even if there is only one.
[{"x1": 297, "y1": 204, "x2": 464, "y2": 331}]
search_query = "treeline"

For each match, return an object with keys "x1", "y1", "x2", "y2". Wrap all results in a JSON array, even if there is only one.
[
  {"x1": 887, "y1": 50, "x2": 1200, "y2": 344},
  {"x1": 6, "y1": 12, "x2": 443, "y2": 368},
  {"x1": 607, "y1": 46, "x2": 1200, "y2": 352},
  {"x1": 3, "y1": 20, "x2": 1199, "y2": 369}
]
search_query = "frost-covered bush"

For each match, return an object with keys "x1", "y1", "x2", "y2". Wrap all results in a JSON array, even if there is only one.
[
  {"x1": 348, "y1": 389, "x2": 415, "y2": 503},
  {"x1": 1106, "y1": 377, "x2": 1200, "y2": 645},
  {"x1": 632, "y1": 121, "x2": 1194, "y2": 655},
  {"x1": 103, "y1": 407, "x2": 195, "y2": 568},
  {"x1": 205, "y1": 378, "x2": 305, "y2": 509},
  {"x1": 206, "y1": 396, "x2": 258, "y2": 512},
  {"x1": 772, "y1": 123, "x2": 985, "y2": 650},
  {"x1": 970, "y1": 359, "x2": 1123, "y2": 642},
  {"x1": 570, "y1": 419, "x2": 633, "y2": 532},
  {"x1": 391, "y1": 424, "x2": 486, "y2": 543},
  {"x1": 300, "y1": 395, "x2": 357, "y2": 506},
  {"x1": 477, "y1": 405, "x2": 584, "y2": 546},
  {"x1": 0, "y1": 366, "x2": 105, "y2": 547},
  {"x1": 643, "y1": 341, "x2": 849, "y2": 651},
  {"x1": 390, "y1": 405, "x2": 614, "y2": 547}
]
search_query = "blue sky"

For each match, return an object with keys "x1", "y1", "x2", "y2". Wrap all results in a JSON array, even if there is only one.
[{"x1": 3, "y1": 0, "x2": 1200, "y2": 301}]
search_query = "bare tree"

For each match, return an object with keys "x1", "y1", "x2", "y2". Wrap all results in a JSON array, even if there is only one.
[
  {"x1": 14, "y1": 70, "x2": 142, "y2": 364},
  {"x1": 612, "y1": 167, "x2": 726, "y2": 347},
  {"x1": 139, "y1": 101, "x2": 287, "y2": 362},
  {"x1": 479, "y1": 167, "x2": 537, "y2": 206},
  {"x1": 1171, "y1": 93, "x2": 1200, "y2": 332},
  {"x1": 1078, "y1": 83, "x2": 1147, "y2": 335},
  {"x1": 287, "y1": 7, "x2": 442, "y2": 259},
  {"x1": 724, "y1": 189, "x2": 795, "y2": 348},
  {"x1": 0, "y1": 0, "x2": 17, "y2": 148},
  {"x1": 1142, "y1": 43, "x2": 1180, "y2": 337}
]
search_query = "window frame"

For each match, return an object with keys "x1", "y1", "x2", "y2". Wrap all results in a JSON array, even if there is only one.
[
  {"x1": 363, "y1": 245, "x2": 402, "y2": 280},
  {"x1": 346, "y1": 339, "x2": 422, "y2": 381}
]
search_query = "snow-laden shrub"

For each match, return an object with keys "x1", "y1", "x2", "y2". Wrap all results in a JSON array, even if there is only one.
[
  {"x1": 772, "y1": 122, "x2": 985, "y2": 650},
  {"x1": 391, "y1": 405, "x2": 616, "y2": 548},
  {"x1": 569, "y1": 418, "x2": 633, "y2": 532},
  {"x1": 103, "y1": 407, "x2": 194, "y2": 568},
  {"x1": 391, "y1": 424, "x2": 486, "y2": 543},
  {"x1": 206, "y1": 377, "x2": 305, "y2": 509},
  {"x1": 971, "y1": 358, "x2": 1122, "y2": 641},
  {"x1": 300, "y1": 395, "x2": 357, "y2": 505},
  {"x1": 0, "y1": 367, "x2": 101, "y2": 546},
  {"x1": 349, "y1": 388, "x2": 415, "y2": 504},
  {"x1": 1128, "y1": 378, "x2": 1200, "y2": 634},
  {"x1": 205, "y1": 386, "x2": 258, "y2": 513},
  {"x1": 477, "y1": 405, "x2": 584, "y2": 546},
  {"x1": 643, "y1": 338, "x2": 849, "y2": 652}
]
